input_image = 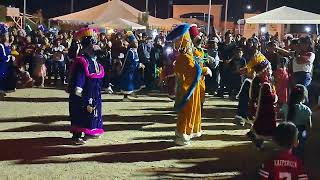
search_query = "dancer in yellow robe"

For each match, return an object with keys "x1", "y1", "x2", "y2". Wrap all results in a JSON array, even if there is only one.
[
  {"x1": 194, "y1": 46, "x2": 207, "y2": 106},
  {"x1": 189, "y1": 24, "x2": 206, "y2": 105},
  {"x1": 166, "y1": 24, "x2": 212, "y2": 145}
]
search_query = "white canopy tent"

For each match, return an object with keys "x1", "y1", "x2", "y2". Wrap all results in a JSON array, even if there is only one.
[
  {"x1": 89, "y1": 18, "x2": 146, "y2": 30},
  {"x1": 245, "y1": 6, "x2": 320, "y2": 24},
  {"x1": 50, "y1": 0, "x2": 180, "y2": 30},
  {"x1": 245, "y1": 6, "x2": 320, "y2": 34}
]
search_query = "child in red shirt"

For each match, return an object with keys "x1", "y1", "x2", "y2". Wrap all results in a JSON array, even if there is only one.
[
  {"x1": 274, "y1": 57, "x2": 289, "y2": 107},
  {"x1": 259, "y1": 122, "x2": 308, "y2": 180}
]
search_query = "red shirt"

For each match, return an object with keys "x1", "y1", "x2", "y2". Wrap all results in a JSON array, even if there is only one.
[
  {"x1": 274, "y1": 68, "x2": 289, "y2": 104},
  {"x1": 259, "y1": 150, "x2": 308, "y2": 180}
]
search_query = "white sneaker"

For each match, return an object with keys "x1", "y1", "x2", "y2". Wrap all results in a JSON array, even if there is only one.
[
  {"x1": 130, "y1": 93, "x2": 138, "y2": 98},
  {"x1": 0, "y1": 91, "x2": 6, "y2": 96},
  {"x1": 122, "y1": 97, "x2": 131, "y2": 102},
  {"x1": 105, "y1": 86, "x2": 113, "y2": 94},
  {"x1": 84, "y1": 135, "x2": 102, "y2": 140},
  {"x1": 72, "y1": 137, "x2": 86, "y2": 145},
  {"x1": 191, "y1": 131, "x2": 204, "y2": 138},
  {"x1": 6, "y1": 89, "x2": 16, "y2": 93},
  {"x1": 245, "y1": 118, "x2": 254, "y2": 125},
  {"x1": 234, "y1": 115, "x2": 246, "y2": 126},
  {"x1": 0, "y1": 93, "x2": 5, "y2": 101},
  {"x1": 175, "y1": 130, "x2": 191, "y2": 140},
  {"x1": 174, "y1": 137, "x2": 191, "y2": 146},
  {"x1": 168, "y1": 95, "x2": 175, "y2": 101}
]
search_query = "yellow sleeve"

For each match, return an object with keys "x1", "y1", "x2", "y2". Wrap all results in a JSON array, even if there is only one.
[
  {"x1": 246, "y1": 54, "x2": 267, "y2": 76},
  {"x1": 174, "y1": 54, "x2": 196, "y2": 75},
  {"x1": 201, "y1": 67, "x2": 207, "y2": 75},
  {"x1": 174, "y1": 54, "x2": 198, "y2": 91},
  {"x1": 246, "y1": 59, "x2": 256, "y2": 76}
]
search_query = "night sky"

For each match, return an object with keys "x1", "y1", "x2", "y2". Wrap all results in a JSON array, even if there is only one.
[{"x1": 3, "y1": 0, "x2": 320, "y2": 20}]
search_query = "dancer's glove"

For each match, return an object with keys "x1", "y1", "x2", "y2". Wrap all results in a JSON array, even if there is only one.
[
  {"x1": 75, "y1": 87, "x2": 83, "y2": 97},
  {"x1": 139, "y1": 63, "x2": 145, "y2": 69},
  {"x1": 204, "y1": 67, "x2": 212, "y2": 77},
  {"x1": 86, "y1": 105, "x2": 95, "y2": 113},
  {"x1": 7, "y1": 55, "x2": 15, "y2": 62}
]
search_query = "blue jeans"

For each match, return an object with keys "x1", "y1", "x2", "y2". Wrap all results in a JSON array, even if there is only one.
[
  {"x1": 46, "y1": 59, "x2": 53, "y2": 77},
  {"x1": 293, "y1": 126, "x2": 307, "y2": 161},
  {"x1": 53, "y1": 60, "x2": 65, "y2": 84},
  {"x1": 294, "y1": 72, "x2": 312, "y2": 88},
  {"x1": 230, "y1": 73, "x2": 241, "y2": 97}
]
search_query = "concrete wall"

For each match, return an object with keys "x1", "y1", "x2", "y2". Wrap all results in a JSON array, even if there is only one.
[{"x1": 173, "y1": 5, "x2": 223, "y2": 31}]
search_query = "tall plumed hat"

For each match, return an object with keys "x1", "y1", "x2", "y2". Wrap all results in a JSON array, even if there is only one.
[
  {"x1": 126, "y1": 31, "x2": 137, "y2": 43},
  {"x1": 189, "y1": 24, "x2": 200, "y2": 40},
  {"x1": 75, "y1": 27, "x2": 98, "y2": 40},
  {"x1": 75, "y1": 28, "x2": 98, "y2": 46},
  {"x1": 166, "y1": 23, "x2": 190, "y2": 41},
  {"x1": 0, "y1": 23, "x2": 9, "y2": 35}
]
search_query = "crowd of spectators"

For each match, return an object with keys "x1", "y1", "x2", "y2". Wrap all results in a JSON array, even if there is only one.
[{"x1": 1, "y1": 25, "x2": 320, "y2": 109}]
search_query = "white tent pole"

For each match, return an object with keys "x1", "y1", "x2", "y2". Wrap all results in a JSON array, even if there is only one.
[
  {"x1": 224, "y1": 0, "x2": 229, "y2": 33},
  {"x1": 207, "y1": 0, "x2": 212, "y2": 35},
  {"x1": 146, "y1": 0, "x2": 148, "y2": 13},
  {"x1": 23, "y1": 0, "x2": 26, "y2": 29},
  {"x1": 71, "y1": 0, "x2": 74, "y2": 13},
  {"x1": 264, "y1": 0, "x2": 269, "y2": 34},
  {"x1": 317, "y1": 24, "x2": 319, "y2": 35},
  {"x1": 154, "y1": 0, "x2": 157, "y2": 18}
]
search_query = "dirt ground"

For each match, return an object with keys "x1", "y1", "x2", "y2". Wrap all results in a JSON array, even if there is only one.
[{"x1": 0, "y1": 88, "x2": 319, "y2": 180}]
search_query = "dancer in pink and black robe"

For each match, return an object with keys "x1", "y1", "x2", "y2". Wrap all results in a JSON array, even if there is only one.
[{"x1": 67, "y1": 28, "x2": 105, "y2": 145}]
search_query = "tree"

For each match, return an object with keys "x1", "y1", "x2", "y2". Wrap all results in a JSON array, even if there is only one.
[
  {"x1": 0, "y1": 5, "x2": 6, "y2": 22},
  {"x1": 32, "y1": 9, "x2": 43, "y2": 24},
  {"x1": 138, "y1": 12, "x2": 149, "y2": 29}
]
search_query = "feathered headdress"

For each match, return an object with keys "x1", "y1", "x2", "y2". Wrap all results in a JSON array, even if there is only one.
[
  {"x1": 126, "y1": 31, "x2": 137, "y2": 43},
  {"x1": 75, "y1": 27, "x2": 98, "y2": 40},
  {"x1": 189, "y1": 24, "x2": 200, "y2": 40},
  {"x1": 166, "y1": 23, "x2": 190, "y2": 41}
]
